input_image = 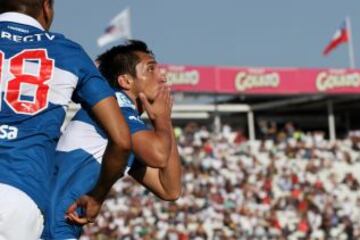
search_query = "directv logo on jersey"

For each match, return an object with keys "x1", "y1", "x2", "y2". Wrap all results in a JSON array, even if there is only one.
[{"x1": 1, "y1": 31, "x2": 55, "y2": 42}]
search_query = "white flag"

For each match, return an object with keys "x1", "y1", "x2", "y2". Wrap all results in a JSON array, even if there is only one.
[{"x1": 97, "y1": 7, "x2": 131, "y2": 47}]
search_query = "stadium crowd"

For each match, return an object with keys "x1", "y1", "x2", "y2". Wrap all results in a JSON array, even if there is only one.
[{"x1": 80, "y1": 121, "x2": 360, "y2": 240}]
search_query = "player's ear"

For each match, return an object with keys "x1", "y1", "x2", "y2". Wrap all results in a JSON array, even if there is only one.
[
  {"x1": 41, "y1": 0, "x2": 54, "y2": 30},
  {"x1": 117, "y1": 74, "x2": 132, "y2": 90}
]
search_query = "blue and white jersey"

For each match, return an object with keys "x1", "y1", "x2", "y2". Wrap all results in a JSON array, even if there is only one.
[
  {"x1": 43, "y1": 91, "x2": 148, "y2": 239},
  {"x1": 0, "y1": 12, "x2": 114, "y2": 213}
]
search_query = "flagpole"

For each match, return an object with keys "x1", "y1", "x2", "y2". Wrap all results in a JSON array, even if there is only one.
[{"x1": 346, "y1": 16, "x2": 356, "y2": 68}]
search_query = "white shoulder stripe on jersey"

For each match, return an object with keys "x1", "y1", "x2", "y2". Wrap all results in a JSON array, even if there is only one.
[
  {"x1": 49, "y1": 66, "x2": 79, "y2": 105},
  {"x1": 56, "y1": 120, "x2": 107, "y2": 164}
]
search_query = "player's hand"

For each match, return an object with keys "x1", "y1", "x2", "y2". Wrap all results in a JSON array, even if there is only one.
[
  {"x1": 139, "y1": 85, "x2": 173, "y2": 122},
  {"x1": 65, "y1": 195, "x2": 102, "y2": 225}
]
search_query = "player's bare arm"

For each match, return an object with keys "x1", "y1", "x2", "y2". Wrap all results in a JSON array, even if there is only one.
[{"x1": 129, "y1": 120, "x2": 182, "y2": 201}]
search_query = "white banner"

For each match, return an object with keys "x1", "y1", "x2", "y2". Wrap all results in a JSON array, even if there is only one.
[{"x1": 97, "y1": 7, "x2": 131, "y2": 47}]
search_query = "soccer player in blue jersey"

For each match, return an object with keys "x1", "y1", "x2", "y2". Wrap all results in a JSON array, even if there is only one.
[
  {"x1": 43, "y1": 40, "x2": 182, "y2": 239},
  {"x1": 0, "y1": 1, "x2": 132, "y2": 239}
]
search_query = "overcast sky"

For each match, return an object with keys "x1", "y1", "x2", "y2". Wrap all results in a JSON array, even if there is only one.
[{"x1": 52, "y1": 0, "x2": 360, "y2": 69}]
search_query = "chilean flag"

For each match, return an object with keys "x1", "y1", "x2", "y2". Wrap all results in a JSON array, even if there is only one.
[{"x1": 323, "y1": 20, "x2": 349, "y2": 55}]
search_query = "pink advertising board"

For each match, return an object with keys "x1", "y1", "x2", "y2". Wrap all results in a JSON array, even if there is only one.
[{"x1": 161, "y1": 65, "x2": 360, "y2": 95}]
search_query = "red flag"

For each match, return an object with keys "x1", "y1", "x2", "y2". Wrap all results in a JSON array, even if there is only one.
[{"x1": 323, "y1": 20, "x2": 348, "y2": 55}]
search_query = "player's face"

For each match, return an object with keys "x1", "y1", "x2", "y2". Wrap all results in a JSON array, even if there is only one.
[{"x1": 133, "y1": 52, "x2": 166, "y2": 101}]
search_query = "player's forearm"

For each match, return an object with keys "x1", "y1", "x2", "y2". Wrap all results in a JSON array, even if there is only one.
[
  {"x1": 88, "y1": 141, "x2": 131, "y2": 203},
  {"x1": 151, "y1": 118, "x2": 173, "y2": 165},
  {"x1": 157, "y1": 128, "x2": 182, "y2": 200},
  {"x1": 130, "y1": 126, "x2": 182, "y2": 201}
]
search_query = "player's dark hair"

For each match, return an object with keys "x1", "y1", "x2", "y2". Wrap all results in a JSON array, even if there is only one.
[
  {"x1": 0, "y1": 0, "x2": 53, "y2": 19},
  {"x1": 97, "y1": 40, "x2": 154, "y2": 89}
]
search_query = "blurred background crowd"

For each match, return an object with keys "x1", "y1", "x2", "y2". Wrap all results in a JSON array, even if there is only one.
[{"x1": 80, "y1": 121, "x2": 360, "y2": 240}]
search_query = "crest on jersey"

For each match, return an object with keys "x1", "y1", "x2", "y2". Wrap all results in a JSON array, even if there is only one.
[{"x1": 115, "y1": 92, "x2": 135, "y2": 109}]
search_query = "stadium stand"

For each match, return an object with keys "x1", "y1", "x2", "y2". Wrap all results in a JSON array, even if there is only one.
[{"x1": 79, "y1": 122, "x2": 360, "y2": 240}]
